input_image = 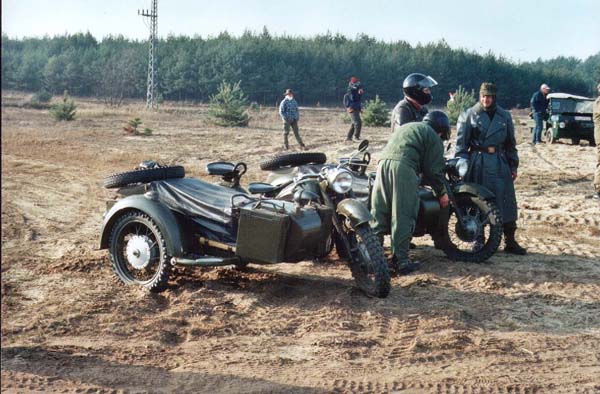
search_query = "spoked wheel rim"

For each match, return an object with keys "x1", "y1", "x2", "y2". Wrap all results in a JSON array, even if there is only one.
[
  {"x1": 112, "y1": 218, "x2": 164, "y2": 285},
  {"x1": 447, "y1": 198, "x2": 493, "y2": 254}
]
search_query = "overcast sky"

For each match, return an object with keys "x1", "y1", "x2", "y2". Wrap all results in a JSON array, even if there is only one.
[{"x1": 2, "y1": 0, "x2": 599, "y2": 62}]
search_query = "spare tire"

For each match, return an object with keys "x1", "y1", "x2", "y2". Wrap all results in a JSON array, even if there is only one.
[
  {"x1": 259, "y1": 152, "x2": 327, "y2": 171},
  {"x1": 104, "y1": 166, "x2": 185, "y2": 189}
]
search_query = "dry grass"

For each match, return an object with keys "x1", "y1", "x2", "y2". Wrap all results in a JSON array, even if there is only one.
[{"x1": 2, "y1": 91, "x2": 600, "y2": 393}]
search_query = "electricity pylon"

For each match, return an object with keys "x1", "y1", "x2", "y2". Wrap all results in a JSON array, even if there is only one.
[{"x1": 139, "y1": 0, "x2": 158, "y2": 109}]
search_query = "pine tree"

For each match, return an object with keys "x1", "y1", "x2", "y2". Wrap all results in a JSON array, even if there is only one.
[
  {"x1": 207, "y1": 80, "x2": 250, "y2": 127},
  {"x1": 362, "y1": 95, "x2": 390, "y2": 127},
  {"x1": 49, "y1": 90, "x2": 77, "y2": 121},
  {"x1": 446, "y1": 85, "x2": 476, "y2": 125}
]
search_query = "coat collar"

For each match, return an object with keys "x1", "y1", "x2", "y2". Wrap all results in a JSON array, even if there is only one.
[{"x1": 473, "y1": 103, "x2": 507, "y2": 137}]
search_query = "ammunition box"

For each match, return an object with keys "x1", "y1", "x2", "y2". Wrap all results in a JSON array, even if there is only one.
[
  {"x1": 236, "y1": 207, "x2": 290, "y2": 263},
  {"x1": 235, "y1": 202, "x2": 331, "y2": 264}
]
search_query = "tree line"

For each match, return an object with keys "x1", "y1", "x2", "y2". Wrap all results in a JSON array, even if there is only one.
[{"x1": 2, "y1": 30, "x2": 599, "y2": 108}]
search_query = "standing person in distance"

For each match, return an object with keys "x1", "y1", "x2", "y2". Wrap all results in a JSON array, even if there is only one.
[
  {"x1": 592, "y1": 82, "x2": 600, "y2": 200},
  {"x1": 279, "y1": 89, "x2": 307, "y2": 151},
  {"x1": 391, "y1": 73, "x2": 438, "y2": 132},
  {"x1": 345, "y1": 76, "x2": 364, "y2": 142},
  {"x1": 456, "y1": 82, "x2": 526, "y2": 255},
  {"x1": 530, "y1": 83, "x2": 551, "y2": 145}
]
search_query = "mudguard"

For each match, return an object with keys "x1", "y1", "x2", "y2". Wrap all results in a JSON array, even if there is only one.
[
  {"x1": 99, "y1": 194, "x2": 184, "y2": 257},
  {"x1": 453, "y1": 183, "x2": 495, "y2": 200},
  {"x1": 336, "y1": 198, "x2": 373, "y2": 227}
]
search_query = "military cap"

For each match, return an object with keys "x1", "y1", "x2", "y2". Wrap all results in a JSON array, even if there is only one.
[{"x1": 480, "y1": 82, "x2": 497, "y2": 96}]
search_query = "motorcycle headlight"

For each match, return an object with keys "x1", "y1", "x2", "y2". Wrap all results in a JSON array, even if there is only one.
[
  {"x1": 327, "y1": 169, "x2": 354, "y2": 194},
  {"x1": 456, "y1": 158, "x2": 469, "y2": 178},
  {"x1": 558, "y1": 121, "x2": 566, "y2": 129}
]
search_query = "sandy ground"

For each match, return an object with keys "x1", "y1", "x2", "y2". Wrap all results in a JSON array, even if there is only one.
[{"x1": 2, "y1": 91, "x2": 600, "y2": 393}]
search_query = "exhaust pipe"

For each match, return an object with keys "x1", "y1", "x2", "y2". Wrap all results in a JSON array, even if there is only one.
[{"x1": 171, "y1": 256, "x2": 241, "y2": 267}]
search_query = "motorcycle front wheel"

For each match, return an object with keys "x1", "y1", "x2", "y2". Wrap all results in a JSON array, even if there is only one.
[
  {"x1": 432, "y1": 193, "x2": 502, "y2": 263},
  {"x1": 339, "y1": 224, "x2": 391, "y2": 298}
]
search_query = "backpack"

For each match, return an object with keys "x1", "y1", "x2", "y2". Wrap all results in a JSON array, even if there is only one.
[{"x1": 343, "y1": 93, "x2": 351, "y2": 108}]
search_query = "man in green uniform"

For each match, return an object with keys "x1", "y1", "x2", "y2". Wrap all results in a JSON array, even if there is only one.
[
  {"x1": 593, "y1": 83, "x2": 600, "y2": 200},
  {"x1": 371, "y1": 111, "x2": 450, "y2": 274}
]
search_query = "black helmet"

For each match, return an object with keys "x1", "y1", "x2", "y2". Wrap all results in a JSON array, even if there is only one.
[
  {"x1": 403, "y1": 73, "x2": 438, "y2": 105},
  {"x1": 423, "y1": 110, "x2": 450, "y2": 140}
]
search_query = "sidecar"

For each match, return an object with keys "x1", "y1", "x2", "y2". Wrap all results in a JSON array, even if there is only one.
[{"x1": 99, "y1": 164, "x2": 333, "y2": 292}]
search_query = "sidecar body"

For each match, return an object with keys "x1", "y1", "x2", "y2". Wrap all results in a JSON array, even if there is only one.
[{"x1": 100, "y1": 177, "x2": 333, "y2": 266}]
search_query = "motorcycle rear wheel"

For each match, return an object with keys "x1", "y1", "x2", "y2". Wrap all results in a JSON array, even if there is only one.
[
  {"x1": 432, "y1": 193, "x2": 502, "y2": 263},
  {"x1": 341, "y1": 224, "x2": 390, "y2": 298}
]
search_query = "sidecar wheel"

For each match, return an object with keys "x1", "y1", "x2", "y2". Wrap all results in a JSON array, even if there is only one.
[
  {"x1": 432, "y1": 194, "x2": 502, "y2": 263},
  {"x1": 108, "y1": 211, "x2": 171, "y2": 292},
  {"x1": 345, "y1": 224, "x2": 390, "y2": 298},
  {"x1": 104, "y1": 166, "x2": 185, "y2": 189}
]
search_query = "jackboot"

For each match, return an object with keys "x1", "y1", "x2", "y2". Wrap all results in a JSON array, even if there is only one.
[
  {"x1": 389, "y1": 255, "x2": 421, "y2": 276},
  {"x1": 503, "y1": 222, "x2": 527, "y2": 255}
]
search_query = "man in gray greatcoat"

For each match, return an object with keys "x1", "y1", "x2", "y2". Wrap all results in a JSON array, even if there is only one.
[{"x1": 456, "y1": 82, "x2": 526, "y2": 255}]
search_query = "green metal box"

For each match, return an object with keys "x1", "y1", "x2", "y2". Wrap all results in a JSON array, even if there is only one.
[
  {"x1": 236, "y1": 207, "x2": 290, "y2": 263},
  {"x1": 235, "y1": 203, "x2": 330, "y2": 264}
]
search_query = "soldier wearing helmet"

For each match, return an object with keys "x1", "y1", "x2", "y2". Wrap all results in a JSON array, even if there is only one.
[
  {"x1": 391, "y1": 73, "x2": 438, "y2": 133},
  {"x1": 371, "y1": 110, "x2": 450, "y2": 275}
]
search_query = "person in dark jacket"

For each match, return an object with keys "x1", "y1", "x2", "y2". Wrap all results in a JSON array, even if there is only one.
[
  {"x1": 593, "y1": 83, "x2": 600, "y2": 200},
  {"x1": 530, "y1": 83, "x2": 551, "y2": 144},
  {"x1": 345, "y1": 76, "x2": 364, "y2": 141},
  {"x1": 391, "y1": 73, "x2": 438, "y2": 133},
  {"x1": 456, "y1": 82, "x2": 526, "y2": 255},
  {"x1": 371, "y1": 111, "x2": 450, "y2": 274}
]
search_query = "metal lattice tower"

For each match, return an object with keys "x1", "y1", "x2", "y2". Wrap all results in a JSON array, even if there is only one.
[{"x1": 139, "y1": 0, "x2": 158, "y2": 109}]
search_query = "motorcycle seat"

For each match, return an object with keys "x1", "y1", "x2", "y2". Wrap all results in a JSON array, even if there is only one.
[
  {"x1": 206, "y1": 161, "x2": 236, "y2": 176},
  {"x1": 248, "y1": 182, "x2": 278, "y2": 195}
]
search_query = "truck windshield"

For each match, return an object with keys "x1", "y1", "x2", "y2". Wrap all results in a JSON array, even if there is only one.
[{"x1": 551, "y1": 99, "x2": 594, "y2": 114}]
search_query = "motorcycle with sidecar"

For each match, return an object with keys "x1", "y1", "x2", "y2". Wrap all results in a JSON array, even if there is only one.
[
  {"x1": 100, "y1": 158, "x2": 390, "y2": 297},
  {"x1": 259, "y1": 141, "x2": 503, "y2": 263}
]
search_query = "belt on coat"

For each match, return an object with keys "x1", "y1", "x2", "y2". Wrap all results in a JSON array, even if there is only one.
[{"x1": 470, "y1": 145, "x2": 501, "y2": 154}]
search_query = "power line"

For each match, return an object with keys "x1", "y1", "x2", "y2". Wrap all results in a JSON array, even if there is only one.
[{"x1": 139, "y1": 0, "x2": 158, "y2": 109}]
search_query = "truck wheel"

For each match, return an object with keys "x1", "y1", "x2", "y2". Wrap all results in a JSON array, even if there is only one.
[
  {"x1": 545, "y1": 128, "x2": 555, "y2": 144},
  {"x1": 571, "y1": 138, "x2": 580, "y2": 146},
  {"x1": 108, "y1": 211, "x2": 171, "y2": 292},
  {"x1": 344, "y1": 224, "x2": 390, "y2": 298},
  {"x1": 104, "y1": 166, "x2": 185, "y2": 189},
  {"x1": 259, "y1": 152, "x2": 327, "y2": 171},
  {"x1": 431, "y1": 193, "x2": 502, "y2": 263}
]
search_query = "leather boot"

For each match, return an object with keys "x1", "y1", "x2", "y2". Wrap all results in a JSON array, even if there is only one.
[
  {"x1": 503, "y1": 222, "x2": 527, "y2": 255},
  {"x1": 390, "y1": 255, "x2": 421, "y2": 276}
]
